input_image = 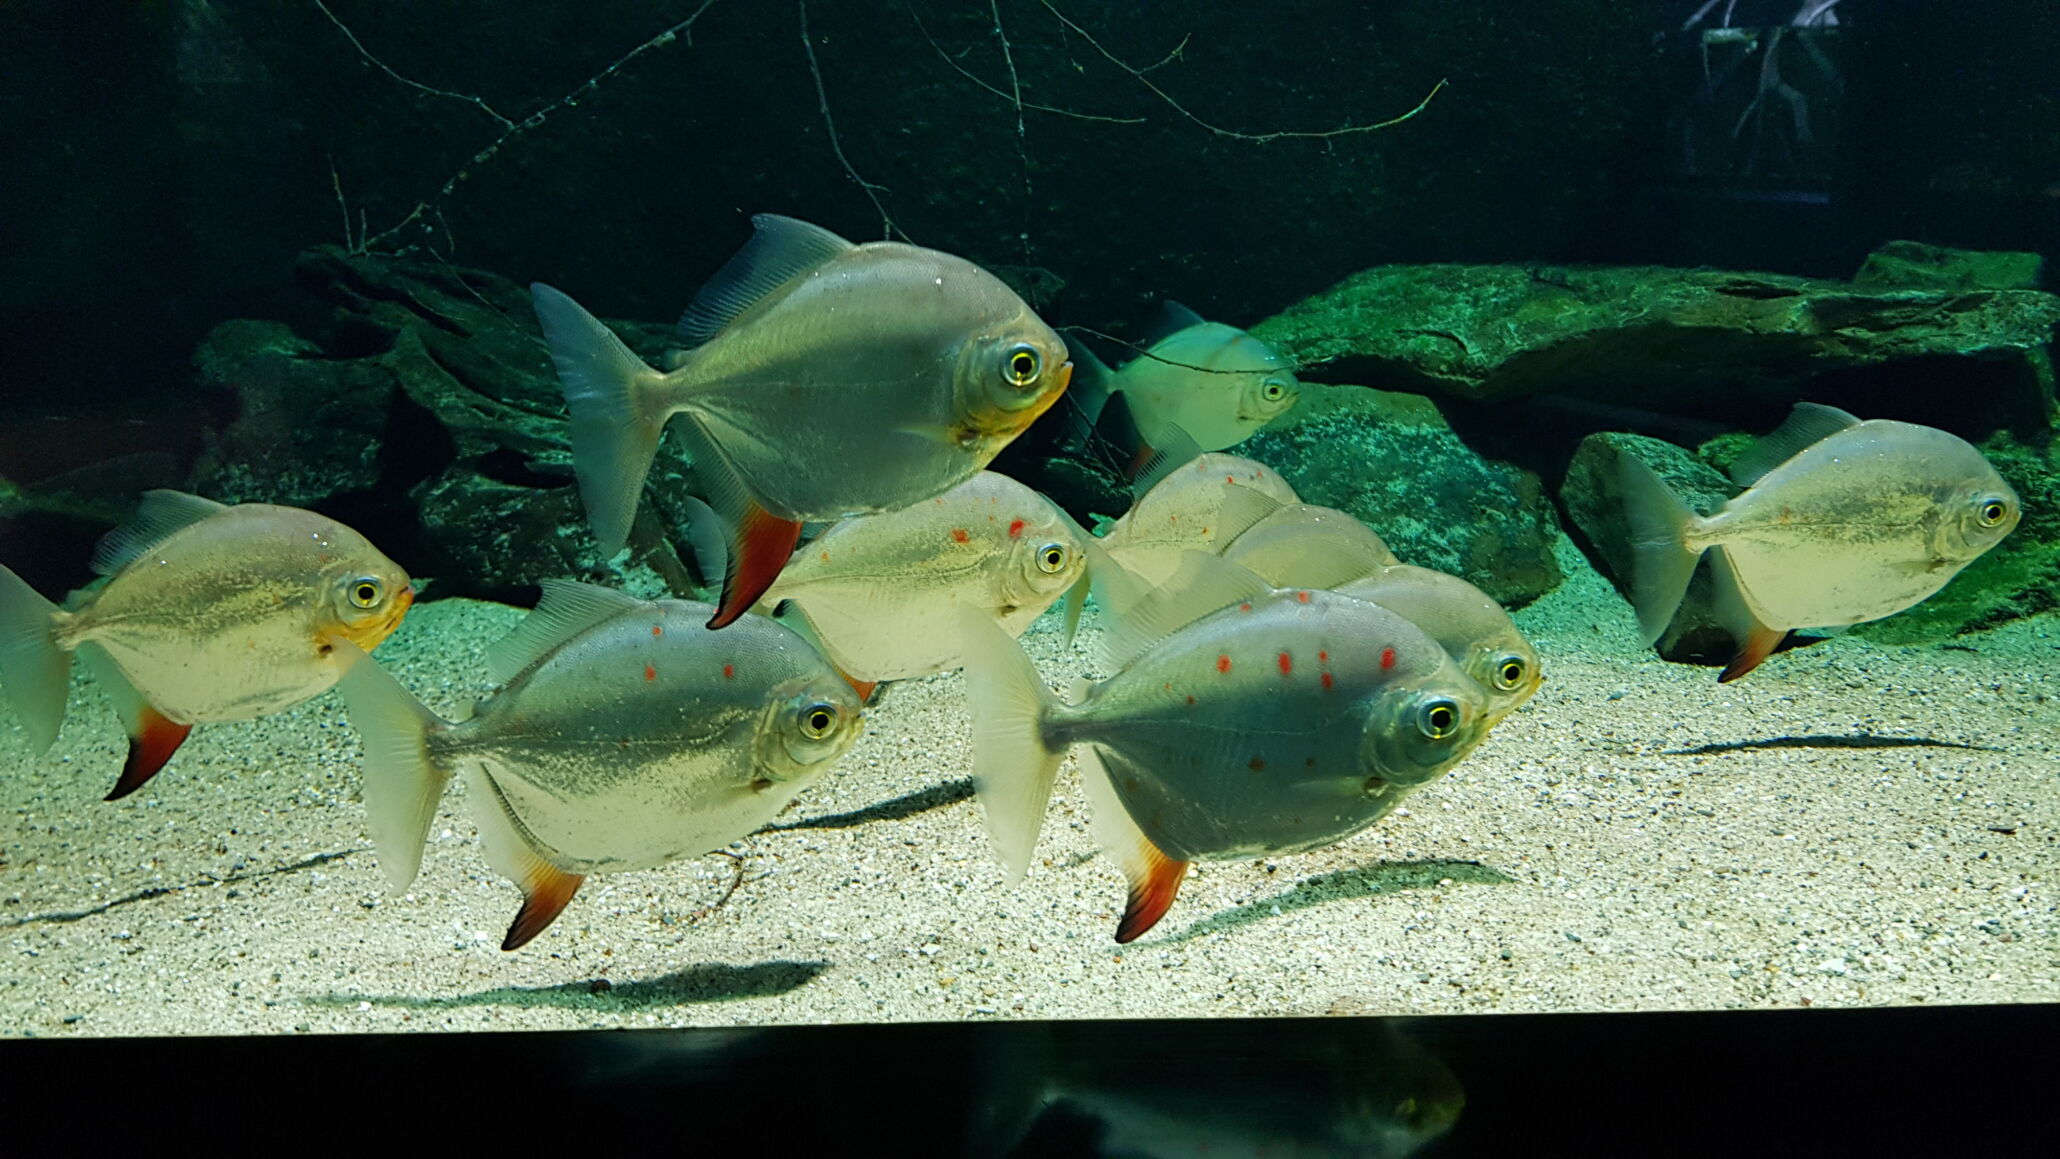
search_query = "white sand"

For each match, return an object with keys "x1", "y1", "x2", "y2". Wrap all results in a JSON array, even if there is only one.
[{"x1": 4, "y1": 535, "x2": 2056, "y2": 1037}]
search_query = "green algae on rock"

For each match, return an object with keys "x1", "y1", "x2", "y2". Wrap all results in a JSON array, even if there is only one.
[
  {"x1": 1247, "y1": 251, "x2": 2060, "y2": 425},
  {"x1": 1238, "y1": 385, "x2": 1560, "y2": 607}
]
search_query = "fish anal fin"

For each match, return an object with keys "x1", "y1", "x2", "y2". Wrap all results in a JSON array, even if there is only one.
[
  {"x1": 1078, "y1": 745, "x2": 1190, "y2": 943},
  {"x1": 844, "y1": 674, "x2": 880, "y2": 703},
  {"x1": 711, "y1": 505, "x2": 804, "y2": 629},
  {"x1": 107, "y1": 707, "x2": 192, "y2": 801},
  {"x1": 503, "y1": 866, "x2": 585, "y2": 951},
  {"x1": 1115, "y1": 845, "x2": 1191, "y2": 944},
  {"x1": 1718, "y1": 625, "x2": 1788, "y2": 683}
]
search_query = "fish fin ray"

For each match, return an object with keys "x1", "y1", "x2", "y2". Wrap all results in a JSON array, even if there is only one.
[
  {"x1": 1617, "y1": 451, "x2": 1707, "y2": 647},
  {"x1": 1127, "y1": 422, "x2": 1207, "y2": 501},
  {"x1": 1079, "y1": 746, "x2": 1188, "y2": 943},
  {"x1": 531, "y1": 281, "x2": 670, "y2": 556},
  {"x1": 675, "y1": 214, "x2": 854, "y2": 346},
  {"x1": 483, "y1": 580, "x2": 646, "y2": 686},
  {"x1": 958, "y1": 607, "x2": 1063, "y2": 883},
  {"x1": 75, "y1": 644, "x2": 187, "y2": 799},
  {"x1": 334, "y1": 641, "x2": 454, "y2": 891},
  {"x1": 1727, "y1": 402, "x2": 1863, "y2": 486},
  {"x1": 88, "y1": 491, "x2": 230, "y2": 577},
  {"x1": 670, "y1": 416, "x2": 802, "y2": 629},
  {"x1": 0, "y1": 565, "x2": 69, "y2": 754},
  {"x1": 1102, "y1": 550, "x2": 1274, "y2": 671}
]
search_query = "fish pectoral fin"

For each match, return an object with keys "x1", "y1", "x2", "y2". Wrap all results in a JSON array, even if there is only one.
[{"x1": 1078, "y1": 747, "x2": 1190, "y2": 944}]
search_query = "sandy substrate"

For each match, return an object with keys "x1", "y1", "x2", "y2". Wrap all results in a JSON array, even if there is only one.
[{"x1": 3, "y1": 536, "x2": 2055, "y2": 1037}]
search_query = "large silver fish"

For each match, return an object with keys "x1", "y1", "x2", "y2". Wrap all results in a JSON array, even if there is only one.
[
  {"x1": 0, "y1": 491, "x2": 413, "y2": 799},
  {"x1": 334, "y1": 581, "x2": 862, "y2": 949},
  {"x1": 1072, "y1": 301, "x2": 1301, "y2": 454},
  {"x1": 532, "y1": 214, "x2": 1073, "y2": 628},
  {"x1": 1621, "y1": 402, "x2": 2021, "y2": 680},
  {"x1": 758, "y1": 472, "x2": 1087, "y2": 691},
  {"x1": 960, "y1": 554, "x2": 1489, "y2": 942}
]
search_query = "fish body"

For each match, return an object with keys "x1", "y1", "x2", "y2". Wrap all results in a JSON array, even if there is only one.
[
  {"x1": 760, "y1": 472, "x2": 1086, "y2": 683},
  {"x1": 335, "y1": 581, "x2": 861, "y2": 948},
  {"x1": 1621, "y1": 403, "x2": 2020, "y2": 678},
  {"x1": 1222, "y1": 502, "x2": 1403, "y2": 589},
  {"x1": 0, "y1": 491, "x2": 412, "y2": 798},
  {"x1": 533, "y1": 214, "x2": 1071, "y2": 628},
  {"x1": 1100, "y1": 453, "x2": 1300, "y2": 586},
  {"x1": 1337, "y1": 566, "x2": 1539, "y2": 725},
  {"x1": 1075, "y1": 303, "x2": 1300, "y2": 452},
  {"x1": 960, "y1": 562, "x2": 1488, "y2": 940}
]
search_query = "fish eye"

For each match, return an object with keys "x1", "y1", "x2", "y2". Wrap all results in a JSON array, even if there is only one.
[
  {"x1": 1417, "y1": 698, "x2": 1462, "y2": 740},
  {"x1": 1261, "y1": 377, "x2": 1288, "y2": 402},
  {"x1": 348, "y1": 577, "x2": 384, "y2": 609},
  {"x1": 1494, "y1": 656, "x2": 1526, "y2": 691},
  {"x1": 800, "y1": 703, "x2": 839, "y2": 739},
  {"x1": 1036, "y1": 543, "x2": 1069, "y2": 573},
  {"x1": 1003, "y1": 344, "x2": 1041, "y2": 388},
  {"x1": 1977, "y1": 497, "x2": 2010, "y2": 527}
]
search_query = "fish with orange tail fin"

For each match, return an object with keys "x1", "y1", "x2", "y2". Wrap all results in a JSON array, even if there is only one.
[
  {"x1": 332, "y1": 581, "x2": 861, "y2": 950},
  {"x1": 0, "y1": 491, "x2": 412, "y2": 799},
  {"x1": 1619, "y1": 403, "x2": 2021, "y2": 681},
  {"x1": 956, "y1": 550, "x2": 1489, "y2": 942},
  {"x1": 531, "y1": 214, "x2": 1072, "y2": 629}
]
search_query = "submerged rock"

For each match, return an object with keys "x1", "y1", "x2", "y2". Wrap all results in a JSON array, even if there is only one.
[
  {"x1": 1853, "y1": 241, "x2": 2045, "y2": 293},
  {"x1": 1238, "y1": 386, "x2": 1561, "y2": 606},
  {"x1": 1249, "y1": 247, "x2": 2060, "y2": 433}
]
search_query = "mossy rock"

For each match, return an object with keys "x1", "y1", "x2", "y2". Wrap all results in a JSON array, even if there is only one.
[{"x1": 1238, "y1": 385, "x2": 1561, "y2": 607}]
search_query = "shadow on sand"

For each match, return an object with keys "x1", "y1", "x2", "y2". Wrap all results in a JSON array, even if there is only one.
[
  {"x1": 1150, "y1": 858, "x2": 1517, "y2": 946},
  {"x1": 1665, "y1": 734, "x2": 2001, "y2": 756},
  {"x1": 318, "y1": 960, "x2": 830, "y2": 1013},
  {"x1": 767, "y1": 778, "x2": 976, "y2": 832}
]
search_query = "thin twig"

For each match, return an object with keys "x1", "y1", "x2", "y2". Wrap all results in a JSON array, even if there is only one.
[
  {"x1": 990, "y1": 0, "x2": 1034, "y2": 266},
  {"x1": 673, "y1": 850, "x2": 748, "y2": 926},
  {"x1": 799, "y1": 0, "x2": 906, "y2": 242},
  {"x1": 313, "y1": 0, "x2": 514, "y2": 129},
  {"x1": 1036, "y1": 0, "x2": 1446, "y2": 143},
  {"x1": 906, "y1": 4, "x2": 1143, "y2": 124},
  {"x1": 328, "y1": 156, "x2": 359, "y2": 253}
]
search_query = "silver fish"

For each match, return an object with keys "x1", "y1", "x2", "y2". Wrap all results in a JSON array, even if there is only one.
[
  {"x1": 1100, "y1": 450, "x2": 1301, "y2": 587},
  {"x1": 1073, "y1": 300, "x2": 1301, "y2": 453},
  {"x1": 759, "y1": 472, "x2": 1088, "y2": 689},
  {"x1": 0, "y1": 491, "x2": 412, "y2": 799},
  {"x1": 334, "y1": 580, "x2": 862, "y2": 949},
  {"x1": 960, "y1": 554, "x2": 1489, "y2": 941},
  {"x1": 1337, "y1": 566, "x2": 1540, "y2": 725},
  {"x1": 1621, "y1": 402, "x2": 2021, "y2": 680},
  {"x1": 532, "y1": 214, "x2": 1073, "y2": 628}
]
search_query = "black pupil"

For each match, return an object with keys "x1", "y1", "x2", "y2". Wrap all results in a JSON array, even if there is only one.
[
  {"x1": 356, "y1": 585, "x2": 375, "y2": 602},
  {"x1": 1430, "y1": 707, "x2": 1453, "y2": 731},
  {"x1": 1985, "y1": 503, "x2": 2003, "y2": 520},
  {"x1": 810, "y1": 711, "x2": 830, "y2": 731},
  {"x1": 1012, "y1": 352, "x2": 1035, "y2": 378},
  {"x1": 1503, "y1": 662, "x2": 1521, "y2": 681},
  {"x1": 1045, "y1": 549, "x2": 1061, "y2": 565}
]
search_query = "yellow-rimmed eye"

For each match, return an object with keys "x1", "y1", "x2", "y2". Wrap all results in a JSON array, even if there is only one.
[
  {"x1": 1494, "y1": 656, "x2": 1526, "y2": 691},
  {"x1": 1037, "y1": 543, "x2": 1068, "y2": 573},
  {"x1": 348, "y1": 577, "x2": 384, "y2": 609},
  {"x1": 800, "y1": 703, "x2": 839, "y2": 739},
  {"x1": 1004, "y1": 344, "x2": 1041, "y2": 387},
  {"x1": 1977, "y1": 497, "x2": 2010, "y2": 527},
  {"x1": 1417, "y1": 698, "x2": 1461, "y2": 740},
  {"x1": 1261, "y1": 377, "x2": 1288, "y2": 402}
]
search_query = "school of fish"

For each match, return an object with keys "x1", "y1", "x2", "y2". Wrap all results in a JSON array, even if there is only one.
[{"x1": 0, "y1": 215, "x2": 2026, "y2": 950}]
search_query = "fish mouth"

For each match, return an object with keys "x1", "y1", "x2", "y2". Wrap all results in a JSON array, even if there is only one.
[{"x1": 336, "y1": 583, "x2": 417, "y2": 651}]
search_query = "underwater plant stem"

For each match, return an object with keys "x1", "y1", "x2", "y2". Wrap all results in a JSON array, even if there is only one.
[
  {"x1": 313, "y1": 0, "x2": 515, "y2": 129},
  {"x1": 1034, "y1": 0, "x2": 1447, "y2": 143},
  {"x1": 905, "y1": 4, "x2": 1143, "y2": 124},
  {"x1": 799, "y1": 0, "x2": 906, "y2": 243},
  {"x1": 989, "y1": 0, "x2": 1034, "y2": 266}
]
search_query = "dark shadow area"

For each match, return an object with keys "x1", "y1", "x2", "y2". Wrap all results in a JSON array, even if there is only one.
[
  {"x1": 767, "y1": 778, "x2": 976, "y2": 832},
  {"x1": 325, "y1": 959, "x2": 830, "y2": 1013},
  {"x1": 1153, "y1": 859, "x2": 1517, "y2": 947},
  {"x1": 1664, "y1": 734, "x2": 2004, "y2": 756},
  {"x1": 3, "y1": 848, "x2": 365, "y2": 928}
]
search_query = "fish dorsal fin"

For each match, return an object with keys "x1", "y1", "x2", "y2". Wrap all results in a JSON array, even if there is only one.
[
  {"x1": 1127, "y1": 422, "x2": 1207, "y2": 502},
  {"x1": 89, "y1": 490, "x2": 231, "y2": 576},
  {"x1": 1102, "y1": 550, "x2": 1274, "y2": 671},
  {"x1": 1211, "y1": 484, "x2": 1290, "y2": 548},
  {"x1": 1140, "y1": 299, "x2": 1209, "y2": 349},
  {"x1": 483, "y1": 579, "x2": 646, "y2": 685},
  {"x1": 676, "y1": 214, "x2": 855, "y2": 347},
  {"x1": 1727, "y1": 402, "x2": 1863, "y2": 487}
]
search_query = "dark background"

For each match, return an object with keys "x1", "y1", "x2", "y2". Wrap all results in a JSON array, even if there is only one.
[{"x1": 2, "y1": 0, "x2": 2055, "y2": 464}]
